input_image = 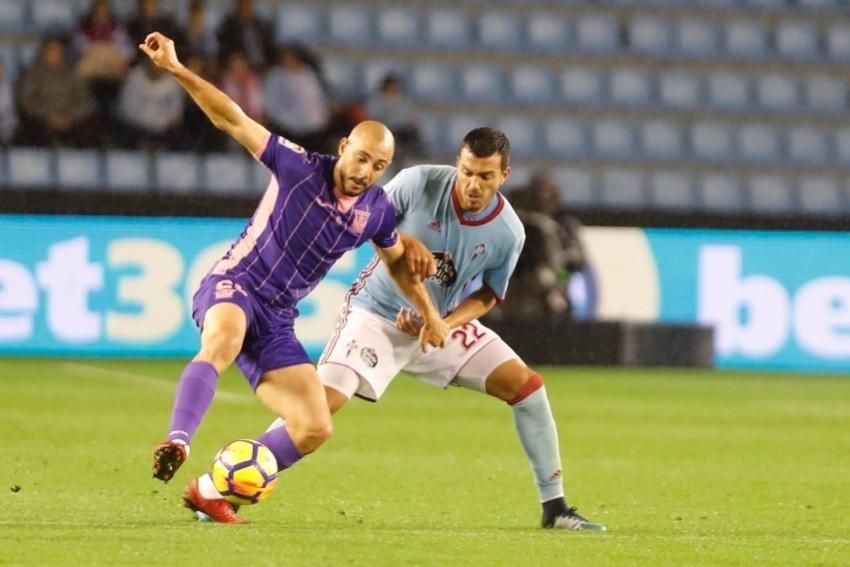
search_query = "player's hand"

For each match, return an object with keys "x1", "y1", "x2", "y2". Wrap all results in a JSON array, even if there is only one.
[
  {"x1": 418, "y1": 315, "x2": 449, "y2": 352},
  {"x1": 138, "y1": 32, "x2": 180, "y2": 73},
  {"x1": 396, "y1": 308, "x2": 424, "y2": 336},
  {"x1": 403, "y1": 237, "x2": 436, "y2": 281}
]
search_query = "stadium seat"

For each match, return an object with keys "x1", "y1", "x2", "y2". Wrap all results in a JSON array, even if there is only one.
[
  {"x1": 804, "y1": 75, "x2": 847, "y2": 112},
  {"x1": 676, "y1": 19, "x2": 720, "y2": 57},
  {"x1": 275, "y1": 3, "x2": 323, "y2": 43},
  {"x1": 16, "y1": 41, "x2": 38, "y2": 69},
  {"x1": 477, "y1": 11, "x2": 521, "y2": 50},
  {"x1": 461, "y1": 64, "x2": 505, "y2": 103},
  {"x1": 559, "y1": 67, "x2": 604, "y2": 105},
  {"x1": 446, "y1": 114, "x2": 492, "y2": 152},
  {"x1": 786, "y1": 126, "x2": 831, "y2": 164},
  {"x1": 55, "y1": 150, "x2": 103, "y2": 190},
  {"x1": 601, "y1": 169, "x2": 645, "y2": 208},
  {"x1": 249, "y1": 158, "x2": 272, "y2": 195},
  {"x1": 592, "y1": 120, "x2": 636, "y2": 159},
  {"x1": 649, "y1": 171, "x2": 694, "y2": 210},
  {"x1": 608, "y1": 68, "x2": 651, "y2": 107},
  {"x1": 510, "y1": 65, "x2": 555, "y2": 103},
  {"x1": 7, "y1": 148, "x2": 52, "y2": 187},
  {"x1": 756, "y1": 74, "x2": 799, "y2": 110},
  {"x1": 691, "y1": 122, "x2": 734, "y2": 161},
  {"x1": 415, "y1": 112, "x2": 442, "y2": 155},
  {"x1": 736, "y1": 124, "x2": 782, "y2": 163},
  {"x1": 748, "y1": 175, "x2": 794, "y2": 213},
  {"x1": 658, "y1": 72, "x2": 702, "y2": 109},
  {"x1": 798, "y1": 0, "x2": 842, "y2": 8},
  {"x1": 426, "y1": 9, "x2": 470, "y2": 49},
  {"x1": 375, "y1": 7, "x2": 419, "y2": 46},
  {"x1": 155, "y1": 152, "x2": 200, "y2": 194},
  {"x1": 628, "y1": 16, "x2": 673, "y2": 54},
  {"x1": 411, "y1": 63, "x2": 457, "y2": 101},
  {"x1": 321, "y1": 56, "x2": 361, "y2": 99},
  {"x1": 724, "y1": 20, "x2": 769, "y2": 58},
  {"x1": 0, "y1": 0, "x2": 25, "y2": 32},
  {"x1": 108, "y1": 0, "x2": 138, "y2": 22},
  {"x1": 553, "y1": 167, "x2": 595, "y2": 207},
  {"x1": 825, "y1": 24, "x2": 850, "y2": 61},
  {"x1": 544, "y1": 118, "x2": 587, "y2": 158},
  {"x1": 202, "y1": 154, "x2": 251, "y2": 195},
  {"x1": 363, "y1": 60, "x2": 407, "y2": 94},
  {"x1": 105, "y1": 150, "x2": 151, "y2": 191},
  {"x1": 576, "y1": 14, "x2": 619, "y2": 53},
  {"x1": 328, "y1": 5, "x2": 372, "y2": 45},
  {"x1": 797, "y1": 176, "x2": 843, "y2": 215},
  {"x1": 640, "y1": 120, "x2": 684, "y2": 160},
  {"x1": 774, "y1": 22, "x2": 819, "y2": 60},
  {"x1": 31, "y1": 0, "x2": 76, "y2": 31},
  {"x1": 706, "y1": 71, "x2": 751, "y2": 110},
  {"x1": 526, "y1": 12, "x2": 569, "y2": 52},
  {"x1": 495, "y1": 116, "x2": 536, "y2": 157},
  {"x1": 698, "y1": 173, "x2": 745, "y2": 211},
  {"x1": 0, "y1": 42, "x2": 17, "y2": 80},
  {"x1": 832, "y1": 127, "x2": 850, "y2": 162}
]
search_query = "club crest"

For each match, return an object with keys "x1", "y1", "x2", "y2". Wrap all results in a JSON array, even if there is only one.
[{"x1": 351, "y1": 209, "x2": 370, "y2": 234}]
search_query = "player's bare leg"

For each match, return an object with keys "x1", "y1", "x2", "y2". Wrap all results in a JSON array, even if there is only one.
[
  {"x1": 474, "y1": 356, "x2": 606, "y2": 532},
  {"x1": 153, "y1": 302, "x2": 247, "y2": 482}
]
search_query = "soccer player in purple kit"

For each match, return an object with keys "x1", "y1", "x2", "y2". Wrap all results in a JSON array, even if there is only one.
[{"x1": 138, "y1": 32, "x2": 448, "y2": 523}]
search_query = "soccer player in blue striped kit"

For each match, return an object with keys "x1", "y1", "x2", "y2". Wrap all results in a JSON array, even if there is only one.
[
  {"x1": 138, "y1": 32, "x2": 448, "y2": 523},
  {"x1": 270, "y1": 128, "x2": 606, "y2": 531}
]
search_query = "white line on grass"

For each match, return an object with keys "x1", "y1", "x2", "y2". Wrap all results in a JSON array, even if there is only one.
[{"x1": 61, "y1": 362, "x2": 253, "y2": 404}]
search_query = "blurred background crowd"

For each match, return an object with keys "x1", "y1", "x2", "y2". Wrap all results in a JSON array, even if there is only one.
[{"x1": 4, "y1": 0, "x2": 850, "y2": 322}]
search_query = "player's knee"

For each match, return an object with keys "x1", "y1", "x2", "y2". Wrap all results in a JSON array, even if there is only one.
[
  {"x1": 291, "y1": 416, "x2": 333, "y2": 454},
  {"x1": 196, "y1": 330, "x2": 243, "y2": 371},
  {"x1": 506, "y1": 370, "x2": 544, "y2": 405}
]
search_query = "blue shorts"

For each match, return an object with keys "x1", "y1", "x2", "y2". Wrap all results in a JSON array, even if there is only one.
[{"x1": 191, "y1": 274, "x2": 311, "y2": 389}]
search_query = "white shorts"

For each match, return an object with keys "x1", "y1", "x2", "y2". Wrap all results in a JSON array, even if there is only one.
[{"x1": 318, "y1": 307, "x2": 519, "y2": 401}]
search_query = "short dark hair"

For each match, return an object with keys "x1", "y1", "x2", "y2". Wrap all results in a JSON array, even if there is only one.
[{"x1": 460, "y1": 127, "x2": 511, "y2": 169}]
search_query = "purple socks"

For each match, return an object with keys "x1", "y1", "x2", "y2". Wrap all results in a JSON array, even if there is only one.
[
  {"x1": 256, "y1": 427, "x2": 304, "y2": 472},
  {"x1": 166, "y1": 361, "x2": 219, "y2": 444}
]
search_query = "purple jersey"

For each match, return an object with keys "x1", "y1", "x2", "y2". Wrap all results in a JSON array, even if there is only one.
[{"x1": 210, "y1": 134, "x2": 399, "y2": 318}]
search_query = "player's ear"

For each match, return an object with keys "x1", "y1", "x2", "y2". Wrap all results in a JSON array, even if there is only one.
[
  {"x1": 501, "y1": 165, "x2": 511, "y2": 183},
  {"x1": 337, "y1": 137, "x2": 348, "y2": 157}
]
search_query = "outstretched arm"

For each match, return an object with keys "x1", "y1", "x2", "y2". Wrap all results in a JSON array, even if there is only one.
[{"x1": 138, "y1": 32, "x2": 268, "y2": 156}]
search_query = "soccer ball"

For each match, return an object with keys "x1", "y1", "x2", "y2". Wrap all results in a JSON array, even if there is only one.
[{"x1": 210, "y1": 439, "x2": 278, "y2": 506}]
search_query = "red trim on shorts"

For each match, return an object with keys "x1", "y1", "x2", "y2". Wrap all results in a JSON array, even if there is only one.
[{"x1": 507, "y1": 373, "x2": 544, "y2": 406}]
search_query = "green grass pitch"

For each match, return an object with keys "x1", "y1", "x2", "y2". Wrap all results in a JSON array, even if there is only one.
[{"x1": 1, "y1": 358, "x2": 848, "y2": 566}]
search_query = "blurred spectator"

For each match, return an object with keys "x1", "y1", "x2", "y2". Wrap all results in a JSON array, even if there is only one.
[
  {"x1": 183, "y1": 0, "x2": 218, "y2": 60},
  {"x1": 219, "y1": 52, "x2": 263, "y2": 122},
  {"x1": 263, "y1": 46, "x2": 329, "y2": 151},
  {"x1": 365, "y1": 73, "x2": 423, "y2": 161},
  {"x1": 500, "y1": 170, "x2": 588, "y2": 319},
  {"x1": 126, "y1": 0, "x2": 185, "y2": 52},
  {"x1": 176, "y1": 53, "x2": 227, "y2": 152},
  {"x1": 15, "y1": 38, "x2": 97, "y2": 147},
  {"x1": 116, "y1": 58, "x2": 185, "y2": 149},
  {"x1": 0, "y1": 61, "x2": 16, "y2": 144},
  {"x1": 74, "y1": 0, "x2": 131, "y2": 116},
  {"x1": 75, "y1": 0, "x2": 132, "y2": 71},
  {"x1": 217, "y1": 0, "x2": 275, "y2": 70}
]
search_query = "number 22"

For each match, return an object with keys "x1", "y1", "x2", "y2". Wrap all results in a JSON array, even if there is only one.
[{"x1": 451, "y1": 323, "x2": 484, "y2": 350}]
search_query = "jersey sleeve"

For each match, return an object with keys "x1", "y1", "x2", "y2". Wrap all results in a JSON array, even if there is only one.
[
  {"x1": 254, "y1": 133, "x2": 310, "y2": 178},
  {"x1": 370, "y1": 197, "x2": 400, "y2": 249},
  {"x1": 383, "y1": 166, "x2": 427, "y2": 222},
  {"x1": 483, "y1": 234, "x2": 525, "y2": 302}
]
